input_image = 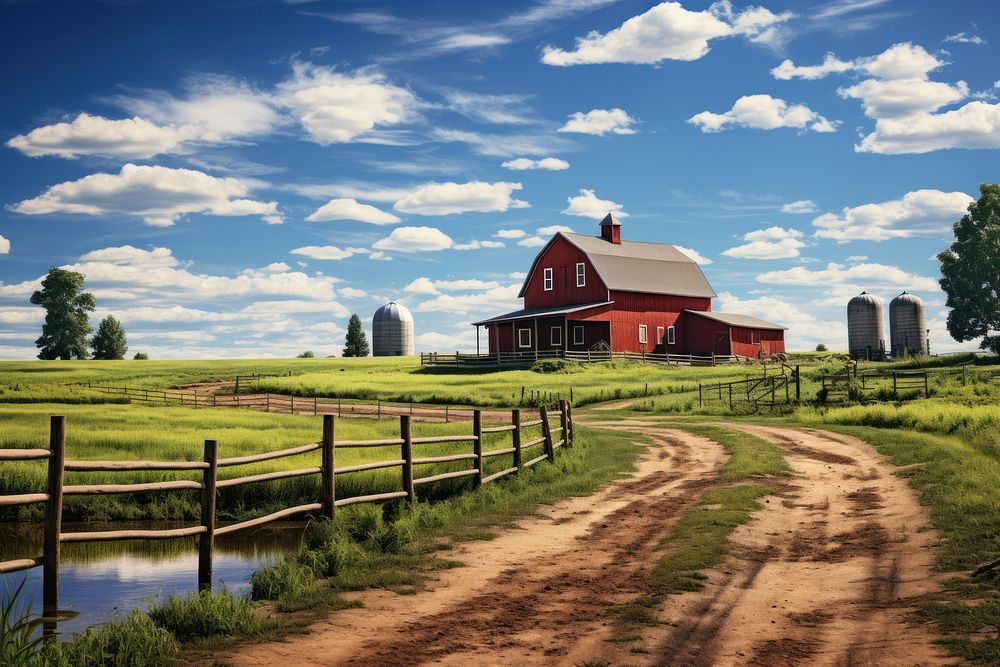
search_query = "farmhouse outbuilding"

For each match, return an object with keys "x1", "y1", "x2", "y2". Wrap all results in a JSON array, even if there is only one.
[{"x1": 473, "y1": 215, "x2": 786, "y2": 359}]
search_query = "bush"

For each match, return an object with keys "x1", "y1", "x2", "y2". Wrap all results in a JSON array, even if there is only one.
[
  {"x1": 250, "y1": 559, "x2": 316, "y2": 601},
  {"x1": 815, "y1": 344, "x2": 828, "y2": 352},
  {"x1": 147, "y1": 589, "x2": 262, "y2": 641},
  {"x1": 132, "y1": 352, "x2": 148, "y2": 360},
  {"x1": 530, "y1": 359, "x2": 581, "y2": 374},
  {"x1": 43, "y1": 611, "x2": 177, "y2": 667}
]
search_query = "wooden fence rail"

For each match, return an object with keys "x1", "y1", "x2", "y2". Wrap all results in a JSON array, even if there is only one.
[{"x1": 0, "y1": 401, "x2": 573, "y2": 636}]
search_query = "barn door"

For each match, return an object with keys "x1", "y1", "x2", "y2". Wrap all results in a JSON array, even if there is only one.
[{"x1": 713, "y1": 332, "x2": 730, "y2": 355}]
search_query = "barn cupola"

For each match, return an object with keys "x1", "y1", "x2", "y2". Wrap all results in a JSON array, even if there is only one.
[{"x1": 599, "y1": 213, "x2": 622, "y2": 244}]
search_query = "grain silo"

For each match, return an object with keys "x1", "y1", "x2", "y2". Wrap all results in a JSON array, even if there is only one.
[
  {"x1": 847, "y1": 291, "x2": 885, "y2": 361},
  {"x1": 372, "y1": 301, "x2": 415, "y2": 357},
  {"x1": 889, "y1": 292, "x2": 927, "y2": 358}
]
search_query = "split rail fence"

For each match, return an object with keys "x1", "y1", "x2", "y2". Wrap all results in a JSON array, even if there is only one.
[
  {"x1": 698, "y1": 365, "x2": 801, "y2": 411},
  {"x1": 0, "y1": 401, "x2": 573, "y2": 636}
]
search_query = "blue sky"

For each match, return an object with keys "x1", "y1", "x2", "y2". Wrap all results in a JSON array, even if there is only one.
[{"x1": 1, "y1": 0, "x2": 997, "y2": 359}]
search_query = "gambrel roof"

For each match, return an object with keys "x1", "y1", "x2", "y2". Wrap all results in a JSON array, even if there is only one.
[{"x1": 518, "y1": 232, "x2": 717, "y2": 299}]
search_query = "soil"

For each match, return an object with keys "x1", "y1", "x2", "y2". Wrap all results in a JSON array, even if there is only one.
[{"x1": 213, "y1": 421, "x2": 948, "y2": 667}]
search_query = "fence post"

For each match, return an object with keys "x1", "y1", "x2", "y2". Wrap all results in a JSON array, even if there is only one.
[
  {"x1": 512, "y1": 409, "x2": 522, "y2": 469},
  {"x1": 322, "y1": 415, "x2": 336, "y2": 519},
  {"x1": 559, "y1": 400, "x2": 568, "y2": 450},
  {"x1": 377, "y1": 399, "x2": 381, "y2": 420},
  {"x1": 893, "y1": 372, "x2": 898, "y2": 394},
  {"x1": 795, "y1": 365, "x2": 801, "y2": 401},
  {"x1": 198, "y1": 439, "x2": 218, "y2": 592},
  {"x1": 314, "y1": 396, "x2": 318, "y2": 416},
  {"x1": 43, "y1": 415, "x2": 66, "y2": 638},
  {"x1": 445, "y1": 404, "x2": 450, "y2": 423},
  {"x1": 698, "y1": 383, "x2": 703, "y2": 408},
  {"x1": 728, "y1": 384, "x2": 733, "y2": 411},
  {"x1": 401, "y1": 415, "x2": 414, "y2": 502},
  {"x1": 924, "y1": 371, "x2": 929, "y2": 398},
  {"x1": 540, "y1": 406, "x2": 554, "y2": 463},
  {"x1": 473, "y1": 410, "x2": 483, "y2": 487}
]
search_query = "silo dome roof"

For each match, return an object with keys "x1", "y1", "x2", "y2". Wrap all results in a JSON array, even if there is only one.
[
  {"x1": 848, "y1": 291, "x2": 882, "y2": 306},
  {"x1": 890, "y1": 291, "x2": 923, "y2": 306},
  {"x1": 373, "y1": 301, "x2": 413, "y2": 323}
]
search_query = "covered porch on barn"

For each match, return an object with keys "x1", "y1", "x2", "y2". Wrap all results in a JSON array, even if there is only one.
[{"x1": 471, "y1": 302, "x2": 612, "y2": 360}]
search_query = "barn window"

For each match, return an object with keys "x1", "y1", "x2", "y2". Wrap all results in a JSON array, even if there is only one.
[
  {"x1": 751, "y1": 330, "x2": 760, "y2": 344},
  {"x1": 576, "y1": 262, "x2": 586, "y2": 287},
  {"x1": 543, "y1": 268, "x2": 553, "y2": 291},
  {"x1": 573, "y1": 325, "x2": 585, "y2": 345},
  {"x1": 656, "y1": 326, "x2": 665, "y2": 345},
  {"x1": 518, "y1": 328, "x2": 532, "y2": 348},
  {"x1": 667, "y1": 326, "x2": 676, "y2": 345},
  {"x1": 638, "y1": 325, "x2": 648, "y2": 345},
  {"x1": 550, "y1": 326, "x2": 562, "y2": 346}
]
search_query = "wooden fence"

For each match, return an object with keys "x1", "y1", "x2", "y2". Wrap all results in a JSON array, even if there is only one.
[
  {"x1": 0, "y1": 401, "x2": 574, "y2": 634},
  {"x1": 698, "y1": 365, "x2": 800, "y2": 410},
  {"x1": 421, "y1": 350, "x2": 735, "y2": 368}
]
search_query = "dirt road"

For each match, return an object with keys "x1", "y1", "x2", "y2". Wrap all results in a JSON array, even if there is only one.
[{"x1": 220, "y1": 421, "x2": 947, "y2": 667}]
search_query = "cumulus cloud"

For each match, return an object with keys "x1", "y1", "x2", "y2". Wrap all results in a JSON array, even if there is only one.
[
  {"x1": 689, "y1": 95, "x2": 838, "y2": 133},
  {"x1": 79, "y1": 245, "x2": 179, "y2": 268},
  {"x1": 674, "y1": 245, "x2": 713, "y2": 265},
  {"x1": 393, "y1": 181, "x2": 528, "y2": 215},
  {"x1": 559, "y1": 108, "x2": 637, "y2": 135},
  {"x1": 289, "y1": 245, "x2": 371, "y2": 260},
  {"x1": 12, "y1": 164, "x2": 281, "y2": 227},
  {"x1": 782, "y1": 199, "x2": 818, "y2": 214},
  {"x1": 757, "y1": 262, "x2": 940, "y2": 291},
  {"x1": 452, "y1": 240, "x2": 505, "y2": 250},
  {"x1": 812, "y1": 189, "x2": 973, "y2": 241},
  {"x1": 494, "y1": 229, "x2": 527, "y2": 239},
  {"x1": 373, "y1": 226, "x2": 454, "y2": 252},
  {"x1": 404, "y1": 277, "x2": 503, "y2": 296},
  {"x1": 561, "y1": 188, "x2": 628, "y2": 218},
  {"x1": 0, "y1": 235, "x2": 9, "y2": 255},
  {"x1": 541, "y1": 1, "x2": 791, "y2": 66},
  {"x1": 415, "y1": 284, "x2": 521, "y2": 314},
  {"x1": 501, "y1": 157, "x2": 570, "y2": 170},
  {"x1": 517, "y1": 236, "x2": 548, "y2": 248},
  {"x1": 772, "y1": 43, "x2": 945, "y2": 82},
  {"x1": 771, "y1": 53, "x2": 854, "y2": 81},
  {"x1": 6, "y1": 113, "x2": 200, "y2": 159},
  {"x1": 716, "y1": 291, "x2": 847, "y2": 350},
  {"x1": 721, "y1": 227, "x2": 805, "y2": 259},
  {"x1": 305, "y1": 198, "x2": 401, "y2": 225}
]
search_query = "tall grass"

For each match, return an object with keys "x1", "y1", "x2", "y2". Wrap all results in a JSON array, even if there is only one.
[
  {"x1": 1, "y1": 578, "x2": 45, "y2": 667},
  {"x1": 146, "y1": 589, "x2": 264, "y2": 641}
]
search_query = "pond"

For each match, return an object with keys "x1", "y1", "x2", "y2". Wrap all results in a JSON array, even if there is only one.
[{"x1": 0, "y1": 521, "x2": 305, "y2": 637}]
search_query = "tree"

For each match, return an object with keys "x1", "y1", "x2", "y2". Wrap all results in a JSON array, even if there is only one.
[
  {"x1": 297, "y1": 350, "x2": 315, "y2": 358},
  {"x1": 30, "y1": 268, "x2": 95, "y2": 360},
  {"x1": 91, "y1": 315, "x2": 128, "y2": 360},
  {"x1": 342, "y1": 314, "x2": 370, "y2": 357},
  {"x1": 815, "y1": 343, "x2": 828, "y2": 352},
  {"x1": 133, "y1": 352, "x2": 149, "y2": 360},
  {"x1": 938, "y1": 183, "x2": 1000, "y2": 354}
]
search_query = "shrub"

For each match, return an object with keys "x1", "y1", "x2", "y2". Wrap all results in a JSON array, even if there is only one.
[
  {"x1": 529, "y1": 359, "x2": 581, "y2": 374},
  {"x1": 132, "y1": 352, "x2": 149, "y2": 360},
  {"x1": 147, "y1": 589, "x2": 262, "y2": 641},
  {"x1": 43, "y1": 611, "x2": 177, "y2": 667},
  {"x1": 250, "y1": 559, "x2": 316, "y2": 601},
  {"x1": 815, "y1": 344, "x2": 828, "y2": 352}
]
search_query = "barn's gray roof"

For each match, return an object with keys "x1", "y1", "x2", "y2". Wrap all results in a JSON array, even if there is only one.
[
  {"x1": 518, "y1": 232, "x2": 716, "y2": 299},
  {"x1": 471, "y1": 301, "x2": 613, "y2": 326},
  {"x1": 683, "y1": 309, "x2": 788, "y2": 331}
]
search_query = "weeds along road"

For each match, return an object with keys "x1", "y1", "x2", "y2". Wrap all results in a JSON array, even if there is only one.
[{"x1": 221, "y1": 421, "x2": 946, "y2": 667}]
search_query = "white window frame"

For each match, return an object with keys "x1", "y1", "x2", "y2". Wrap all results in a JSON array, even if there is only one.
[
  {"x1": 751, "y1": 330, "x2": 760, "y2": 344},
  {"x1": 656, "y1": 326, "x2": 665, "y2": 345},
  {"x1": 550, "y1": 326, "x2": 562, "y2": 347},
  {"x1": 543, "y1": 267, "x2": 553, "y2": 291},
  {"x1": 576, "y1": 262, "x2": 586, "y2": 287},
  {"x1": 518, "y1": 328, "x2": 532, "y2": 348},
  {"x1": 573, "y1": 325, "x2": 585, "y2": 346},
  {"x1": 638, "y1": 324, "x2": 648, "y2": 345},
  {"x1": 667, "y1": 326, "x2": 676, "y2": 346}
]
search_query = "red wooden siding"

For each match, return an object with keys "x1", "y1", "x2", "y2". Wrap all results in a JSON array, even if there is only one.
[
  {"x1": 522, "y1": 237, "x2": 608, "y2": 308},
  {"x1": 730, "y1": 327, "x2": 785, "y2": 358}
]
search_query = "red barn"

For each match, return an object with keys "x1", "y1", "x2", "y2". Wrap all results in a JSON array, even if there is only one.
[{"x1": 473, "y1": 214, "x2": 786, "y2": 359}]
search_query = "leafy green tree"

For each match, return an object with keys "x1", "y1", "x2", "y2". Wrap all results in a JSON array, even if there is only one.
[
  {"x1": 938, "y1": 183, "x2": 1000, "y2": 354},
  {"x1": 342, "y1": 314, "x2": 369, "y2": 357},
  {"x1": 297, "y1": 350, "x2": 315, "y2": 358},
  {"x1": 133, "y1": 352, "x2": 149, "y2": 360},
  {"x1": 815, "y1": 343, "x2": 828, "y2": 352},
  {"x1": 29, "y1": 268, "x2": 95, "y2": 360},
  {"x1": 91, "y1": 315, "x2": 129, "y2": 360}
]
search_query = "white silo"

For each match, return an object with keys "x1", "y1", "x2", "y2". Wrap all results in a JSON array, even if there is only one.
[
  {"x1": 847, "y1": 291, "x2": 885, "y2": 361},
  {"x1": 889, "y1": 292, "x2": 927, "y2": 358},
  {"x1": 372, "y1": 301, "x2": 415, "y2": 357}
]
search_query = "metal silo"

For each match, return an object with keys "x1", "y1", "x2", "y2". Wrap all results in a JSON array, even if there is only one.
[
  {"x1": 889, "y1": 292, "x2": 927, "y2": 358},
  {"x1": 847, "y1": 291, "x2": 885, "y2": 361},
  {"x1": 372, "y1": 301, "x2": 415, "y2": 357}
]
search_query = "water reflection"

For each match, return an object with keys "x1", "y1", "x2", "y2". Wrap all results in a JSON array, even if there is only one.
[{"x1": 0, "y1": 521, "x2": 305, "y2": 636}]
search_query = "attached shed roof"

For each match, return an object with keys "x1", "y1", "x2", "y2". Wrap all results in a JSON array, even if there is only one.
[
  {"x1": 518, "y1": 232, "x2": 717, "y2": 299},
  {"x1": 684, "y1": 309, "x2": 788, "y2": 331},
  {"x1": 471, "y1": 301, "x2": 613, "y2": 326}
]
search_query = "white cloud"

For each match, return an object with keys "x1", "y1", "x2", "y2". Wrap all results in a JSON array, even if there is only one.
[
  {"x1": 689, "y1": 95, "x2": 838, "y2": 133},
  {"x1": 721, "y1": 226, "x2": 805, "y2": 259},
  {"x1": 771, "y1": 53, "x2": 854, "y2": 80},
  {"x1": 674, "y1": 245, "x2": 713, "y2": 265},
  {"x1": 0, "y1": 308, "x2": 43, "y2": 325},
  {"x1": 494, "y1": 229, "x2": 527, "y2": 239},
  {"x1": 781, "y1": 199, "x2": 818, "y2": 214},
  {"x1": 12, "y1": 164, "x2": 281, "y2": 227},
  {"x1": 393, "y1": 181, "x2": 528, "y2": 215},
  {"x1": 845, "y1": 255, "x2": 868, "y2": 263},
  {"x1": 452, "y1": 240, "x2": 506, "y2": 250},
  {"x1": 404, "y1": 277, "x2": 440, "y2": 295},
  {"x1": 716, "y1": 291, "x2": 847, "y2": 350},
  {"x1": 537, "y1": 224, "x2": 575, "y2": 235},
  {"x1": 275, "y1": 62, "x2": 418, "y2": 144},
  {"x1": 757, "y1": 262, "x2": 941, "y2": 291},
  {"x1": 79, "y1": 246, "x2": 179, "y2": 268},
  {"x1": 446, "y1": 91, "x2": 533, "y2": 125},
  {"x1": 373, "y1": 226, "x2": 454, "y2": 252},
  {"x1": 369, "y1": 251, "x2": 393, "y2": 261},
  {"x1": 559, "y1": 108, "x2": 637, "y2": 135},
  {"x1": 432, "y1": 127, "x2": 572, "y2": 158},
  {"x1": 561, "y1": 188, "x2": 628, "y2": 218},
  {"x1": 405, "y1": 277, "x2": 503, "y2": 296},
  {"x1": 943, "y1": 31, "x2": 986, "y2": 46},
  {"x1": 305, "y1": 198, "x2": 401, "y2": 225},
  {"x1": 812, "y1": 189, "x2": 973, "y2": 241},
  {"x1": 289, "y1": 245, "x2": 371, "y2": 261},
  {"x1": 7, "y1": 113, "x2": 199, "y2": 159},
  {"x1": 415, "y1": 284, "x2": 520, "y2": 314},
  {"x1": 338, "y1": 287, "x2": 368, "y2": 298},
  {"x1": 773, "y1": 43, "x2": 945, "y2": 82},
  {"x1": 540, "y1": 1, "x2": 791, "y2": 66},
  {"x1": 0, "y1": 235, "x2": 9, "y2": 255},
  {"x1": 501, "y1": 157, "x2": 570, "y2": 170},
  {"x1": 517, "y1": 236, "x2": 548, "y2": 248}
]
